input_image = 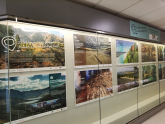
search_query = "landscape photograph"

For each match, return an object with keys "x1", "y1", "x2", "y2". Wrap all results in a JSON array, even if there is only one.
[
  {"x1": 74, "y1": 34, "x2": 111, "y2": 66},
  {"x1": 0, "y1": 22, "x2": 65, "y2": 70},
  {"x1": 0, "y1": 77, "x2": 9, "y2": 124},
  {"x1": 159, "y1": 64, "x2": 165, "y2": 80},
  {"x1": 97, "y1": 37, "x2": 111, "y2": 64},
  {"x1": 158, "y1": 45, "x2": 165, "y2": 61},
  {"x1": 0, "y1": 23, "x2": 10, "y2": 69},
  {"x1": 141, "y1": 43, "x2": 156, "y2": 62},
  {"x1": 117, "y1": 67, "x2": 139, "y2": 92},
  {"x1": 75, "y1": 69, "x2": 113, "y2": 104},
  {"x1": 0, "y1": 73, "x2": 66, "y2": 123},
  {"x1": 74, "y1": 34, "x2": 87, "y2": 66},
  {"x1": 116, "y1": 40, "x2": 138, "y2": 64},
  {"x1": 142, "y1": 65, "x2": 157, "y2": 85}
]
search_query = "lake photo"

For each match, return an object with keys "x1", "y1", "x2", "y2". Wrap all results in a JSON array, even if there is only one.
[
  {"x1": 0, "y1": 73, "x2": 66, "y2": 122},
  {"x1": 116, "y1": 40, "x2": 138, "y2": 64}
]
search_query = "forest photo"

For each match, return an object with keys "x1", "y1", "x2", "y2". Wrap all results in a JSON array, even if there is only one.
[
  {"x1": 116, "y1": 40, "x2": 138, "y2": 64},
  {"x1": 117, "y1": 67, "x2": 139, "y2": 92},
  {"x1": 75, "y1": 69, "x2": 113, "y2": 104},
  {"x1": 0, "y1": 22, "x2": 65, "y2": 70},
  {"x1": 0, "y1": 73, "x2": 66, "y2": 123},
  {"x1": 158, "y1": 45, "x2": 165, "y2": 61},
  {"x1": 142, "y1": 65, "x2": 157, "y2": 85},
  {"x1": 141, "y1": 43, "x2": 156, "y2": 62},
  {"x1": 74, "y1": 34, "x2": 111, "y2": 66},
  {"x1": 159, "y1": 64, "x2": 165, "y2": 80}
]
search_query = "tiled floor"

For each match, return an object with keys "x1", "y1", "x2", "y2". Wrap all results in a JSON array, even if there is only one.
[{"x1": 142, "y1": 109, "x2": 165, "y2": 124}]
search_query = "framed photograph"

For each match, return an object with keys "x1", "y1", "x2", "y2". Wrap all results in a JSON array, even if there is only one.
[
  {"x1": 158, "y1": 45, "x2": 165, "y2": 61},
  {"x1": 74, "y1": 34, "x2": 111, "y2": 67},
  {"x1": 142, "y1": 65, "x2": 157, "y2": 85},
  {"x1": 0, "y1": 21, "x2": 65, "y2": 71},
  {"x1": 75, "y1": 68, "x2": 113, "y2": 105},
  {"x1": 116, "y1": 40, "x2": 138, "y2": 64},
  {"x1": 159, "y1": 64, "x2": 165, "y2": 80},
  {"x1": 0, "y1": 73, "x2": 67, "y2": 122},
  {"x1": 141, "y1": 43, "x2": 156, "y2": 62},
  {"x1": 117, "y1": 66, "x2": 139, "y2": 92}
]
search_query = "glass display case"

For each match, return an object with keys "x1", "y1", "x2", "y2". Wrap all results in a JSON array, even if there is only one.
[{"x1": 0, "y1": 20, "x2": 164, "y2": 124}]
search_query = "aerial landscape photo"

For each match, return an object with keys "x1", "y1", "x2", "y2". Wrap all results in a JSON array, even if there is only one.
[
  {"x1": 117, "y1": 67, "x2": 139, "y2": 92},
  {"x1": 0, "y1": 73, "x2": 66, "y2": 123},
  {"x1": 142, "y1": 65, "x2": 157, "y2": 85},
  {"x1": 116, "y1": 40, "x2": 138, "y2": 64},
  {"x1": 0, "y1": 22, "x2": 65, "y2": 70},
  {"x1": 141, "y1": 43, "x2": 156, "y2": 62},
  {"x1": 158, "y1": 45, "x2": 165, "y2": 61},
  {"x1": 75, "y1": 69, "x2": 113, "y2": 104},
  {"x1": 159, "y1": 64, "x2": 165, "y2": 80},
  {"x1": 0, "y1": 77, "x2": 9, "y2": 124},
  {"x1": 74, "y1": 34, "x2": 111, "y2": 66}
]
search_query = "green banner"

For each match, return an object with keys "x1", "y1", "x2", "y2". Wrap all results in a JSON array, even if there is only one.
[{"x1": 130, "y1": 21, "x2": 160, "y2": 42}]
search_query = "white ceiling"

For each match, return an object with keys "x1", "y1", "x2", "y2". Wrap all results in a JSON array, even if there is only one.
[{"x1": 71, "y1": 0, "x2": 165, "y2": 30}]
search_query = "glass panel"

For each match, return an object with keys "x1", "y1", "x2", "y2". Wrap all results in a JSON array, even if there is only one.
[
  {"x1": 158, "y1": 44, "x2": 165, "y2": 103},
  {"x1": 7, "y1": 21, "x2": 67, "y2": 122},
  {"x1": 0, "y1": 20, "x2": 10, "y2": 124},
  {"x1": 138, "y1": 42, "x2": 159, "y2": 115},
  {"x1": 73, "y1": 31, "x2": 101, "y2": 124},
  {"x1": 0, "y1": 19, "x2": 164, "y2": 124},
  {"x1": 99, "y1": 36, "x2": 139, "y2": 124},
  {"x1": 3, "y1": 20, "x2": 101, "y2": 124}
]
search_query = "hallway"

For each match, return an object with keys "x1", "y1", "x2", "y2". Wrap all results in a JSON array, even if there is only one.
[{"x1": 142, "y1": 109, "x2": 165, "y2": 124}]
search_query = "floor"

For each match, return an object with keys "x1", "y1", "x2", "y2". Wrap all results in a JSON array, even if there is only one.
[{"x1": 142, "y1": 109, "x2": 165, "y2": 124}]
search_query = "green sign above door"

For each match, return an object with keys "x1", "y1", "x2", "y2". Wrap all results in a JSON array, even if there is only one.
[{"x1": 130, "y1": 21, "x2": 160, "y2": 42}]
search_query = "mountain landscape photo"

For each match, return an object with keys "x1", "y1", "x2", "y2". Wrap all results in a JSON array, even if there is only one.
[
  {"x1": 0, "y1": 22, "x2": 65, "y2": 70},
  {"x1": 0, "y1": 73, "x2": 66, "y2": 123}
]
